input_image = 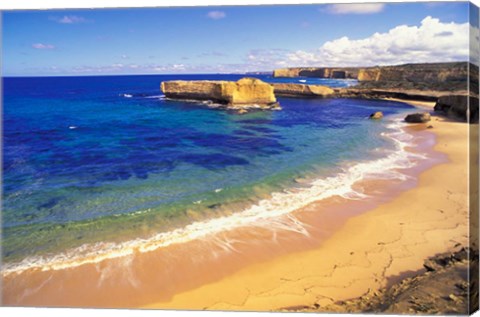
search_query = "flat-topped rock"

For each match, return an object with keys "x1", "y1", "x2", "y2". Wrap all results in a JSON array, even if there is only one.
[
  {"x1": 161, "y1": 77, "x2": 279, "y2": 109},
  {"x1": 272, "y1": 83, "x2": 334, "y2": 97}
]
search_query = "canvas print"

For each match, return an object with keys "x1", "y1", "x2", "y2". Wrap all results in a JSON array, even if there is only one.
[{"x1": 1, "y1": 1, "x2": 479, "y2": 315}]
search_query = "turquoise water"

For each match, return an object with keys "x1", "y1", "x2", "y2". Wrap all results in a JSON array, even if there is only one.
[{"x1": 2, "y1": 75, "x2": 415, "y2": 269}]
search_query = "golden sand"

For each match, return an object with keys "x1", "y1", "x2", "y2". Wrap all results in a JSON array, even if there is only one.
[{"x1": 144, "y1": 101, "x2": 473, "y2": 311}]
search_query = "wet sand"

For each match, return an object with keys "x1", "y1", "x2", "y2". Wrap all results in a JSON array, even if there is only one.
[{"x1": 143, "y1": 101, "x2": 472, "y2": 311}]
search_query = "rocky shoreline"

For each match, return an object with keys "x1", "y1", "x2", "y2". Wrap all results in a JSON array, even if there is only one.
[
  {"x1": 280, "y1": 247, "x2": 478, "y2": 314},
  {"x1": 160, "y1": 62, "x2": 478, "y2": 122},
  {"x1": 273, "y1": 62, "x2": 474, "y2": 90}
]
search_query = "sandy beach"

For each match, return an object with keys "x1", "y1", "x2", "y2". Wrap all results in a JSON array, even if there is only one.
[
  {"x1": 2, "y1": 99, "x2": 474, "y2": 312},
  {"x1": 3, "y1": 3, "x2": 478, "y2": 313},
  {"x1": 144, "y1": 101, "x2": 473, "y2": 311}
]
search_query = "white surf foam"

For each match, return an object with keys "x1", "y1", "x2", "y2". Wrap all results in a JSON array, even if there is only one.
[
  {"x1": 1, "y1": 118, "x2": 427, "y2": 276},
  {"x1": 144, "y1": 94, "x2": 165, "y2": 99}
]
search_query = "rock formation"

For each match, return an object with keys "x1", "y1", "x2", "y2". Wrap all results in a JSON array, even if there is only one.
[
  {"x1": 358, "y1": 62, "x2": 469, "y2": 83},
  {"x1": 369, "y1": 112, "x2": 383, "y2": 120},
  {"x1": 272, "y1": 83, "x2": 334, "y2": 97},
  {"x1": 273, "y1": 63, "x2": 472, "y2": 92},
  {"x1": 273, "y1": 67, "x2": 359, "y2": 79},
  {"x1": 161, "y1": 78, "x2": 279, "y2": 109},
  {"x1": 334, "y1": 88, "x2": 446, "y2": 102},
  {"x1": 434, "y1": 95, "x2": 479, "y2": 123},
  {"x1": 404, "y1": 112, "x2": 431, "y2": 123},
  {"x1": 281, "y1": 247, "x2": 477, "y2": 315}
]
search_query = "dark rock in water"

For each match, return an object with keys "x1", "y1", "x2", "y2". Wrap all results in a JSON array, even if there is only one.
[
  {"x1": 434, "y1": 95, "x2": 479, "y2": 123},
  {"x1": 405, "y1": 112, "x2": 431, "y2": 123},
  {"x1": 427, "y1": 125, "x2": 433, "y2": 129},
  {"x1": 369, "y1": 111, "x2": 383, "y2": 120}
]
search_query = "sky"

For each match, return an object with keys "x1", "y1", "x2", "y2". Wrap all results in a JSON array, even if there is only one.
[{"x1": 1, "y1": 1, "x2": 475, "y2": 76}]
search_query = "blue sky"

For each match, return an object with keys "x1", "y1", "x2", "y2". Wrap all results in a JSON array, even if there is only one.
[{"x1": 2, "y1": 2, "x2": 471, "y2": 76}]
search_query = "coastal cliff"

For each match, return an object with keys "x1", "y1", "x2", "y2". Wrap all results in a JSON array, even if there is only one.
[
  {"x1": 274, "y1": 63, "x2": 472, "y2": 91},
  {"x1": 161, "y1": 78, "x2": 279, "y2": 109},
  {"x1": 274, "y1": 67, "x2": 359, "y2": 79},
  {"x1": 357, "y1": 62, "x2": 469, "y2": 85},
  {"x1": 434, "y1": 95, "x2": 479, "y2": 122},
  {"x1": 161, "y1": 62, "x2": 477, "y2": 121}
]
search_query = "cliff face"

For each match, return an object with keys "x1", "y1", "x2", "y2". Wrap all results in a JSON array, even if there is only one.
[
  {"x1": 230, "y1": 78, "x2": 277, "y2": 105},
  {"x1": 434, "y1": 95, "x2": 479, "y2": 122},
  {"x1": 357, "y1": 62, "x2": 469, "y2": 83},
  {"x1": 272, "y1": 83, "x2": 334, "y2": 97},
  {"x1": 274, "y1": 63, "x2": 471, "y2": 91},
  {"x1": 273, "y1": 67, "x2": 359, "y2": 79},
  {"x1": 161, "y1": 78, "x2": 278, "y2": 108}
]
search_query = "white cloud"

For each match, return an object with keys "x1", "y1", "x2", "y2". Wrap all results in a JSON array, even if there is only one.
[
  {"x1": 243, "y1": 49, "x2": 292, "y2": 71},
  {"x1": 207, "y1": 11, "x2": 226, "y2": 20},
  {"x1": 324, "y1": 3, "x2": 385, "y2": 15},
  {"x1": 50, "y1": 15, "x2": 90, "y2": 24},
  {"x1": 58, "y1": 16, "x2": 474, "y2": 75},
  {"x1": 197, "y1": 51, "x2": 227, "y2": 58},
  {"x1": 172, "y1": 64, "x2": 186, "y2": 70},
  {"x1": 32, "y1": 43, "x2": 55, "y2": 49},
  {"x1": 285, "y1": 16, "x2": 469, "y2": 67}
]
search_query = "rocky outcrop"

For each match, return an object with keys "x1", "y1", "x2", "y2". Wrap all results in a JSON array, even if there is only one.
[
  {"x1": 281, "y1": 247, "x2": 478, "y2": 315},
  {"x1": 272, "y1": 83, "x2": 334, "y2": 97},
  {"x1": 434, "y1": 95, "x2": 479, "y2": 123},
  {"x1": 161, "y1": 78, "x2": 279, "y2": 109},
  {"x1": 334, "y1": 88, "x2": 446, "y2": 101},
  {"x1": 369, "y1": 112, "x2": 383, "y2": 120},
  {"x1": 405, "y1": 112, "x2": 431, "y2": 123}
]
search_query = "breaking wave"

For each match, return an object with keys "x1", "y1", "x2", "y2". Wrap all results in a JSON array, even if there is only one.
[{"x1": 1, "y1": 118, "x2": 426, "y2": 276}]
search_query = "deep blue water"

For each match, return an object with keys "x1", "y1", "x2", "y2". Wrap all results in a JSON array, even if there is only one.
[{"x1": 2, "y1": 74, "x2": 414, "y2": 262}]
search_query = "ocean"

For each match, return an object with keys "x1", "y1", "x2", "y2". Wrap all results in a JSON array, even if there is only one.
[{"x1": 3, "y1": 74, "x2": 418, "y2": 274}]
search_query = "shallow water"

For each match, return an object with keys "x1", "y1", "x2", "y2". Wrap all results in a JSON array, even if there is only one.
[{"x1": 3, "y1": 74, "x2": 414, "y2": 270}]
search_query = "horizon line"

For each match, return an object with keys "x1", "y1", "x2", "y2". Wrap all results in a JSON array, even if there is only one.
[{"x1": 2, "y1": 61, "x2": 472, "y2": 78}]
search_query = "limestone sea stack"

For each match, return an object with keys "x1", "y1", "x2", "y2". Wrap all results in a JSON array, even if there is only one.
[
  {"x1": 272, "y1": 83, "x2": 334, "y2": 97},
  {"x1": 161, "y1": 77, "x2": 279, "y2": 110}
]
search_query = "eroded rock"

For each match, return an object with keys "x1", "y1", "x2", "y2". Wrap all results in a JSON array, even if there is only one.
[
  {"x1": 161, "y1": 77, "x2": 279, "y2": 109},
  {"x1": 405, "y1": 112, "x2": 431, "y2": 123},
  {"x1": 272, "y1": 83, "x2": 334, "y2": 97},
  {"x1": 434, "y1": 95, "x2": 479, "y2": 123},
  {"x1": 369, "y1": 112, "x2": 384, "y2": 120}
]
